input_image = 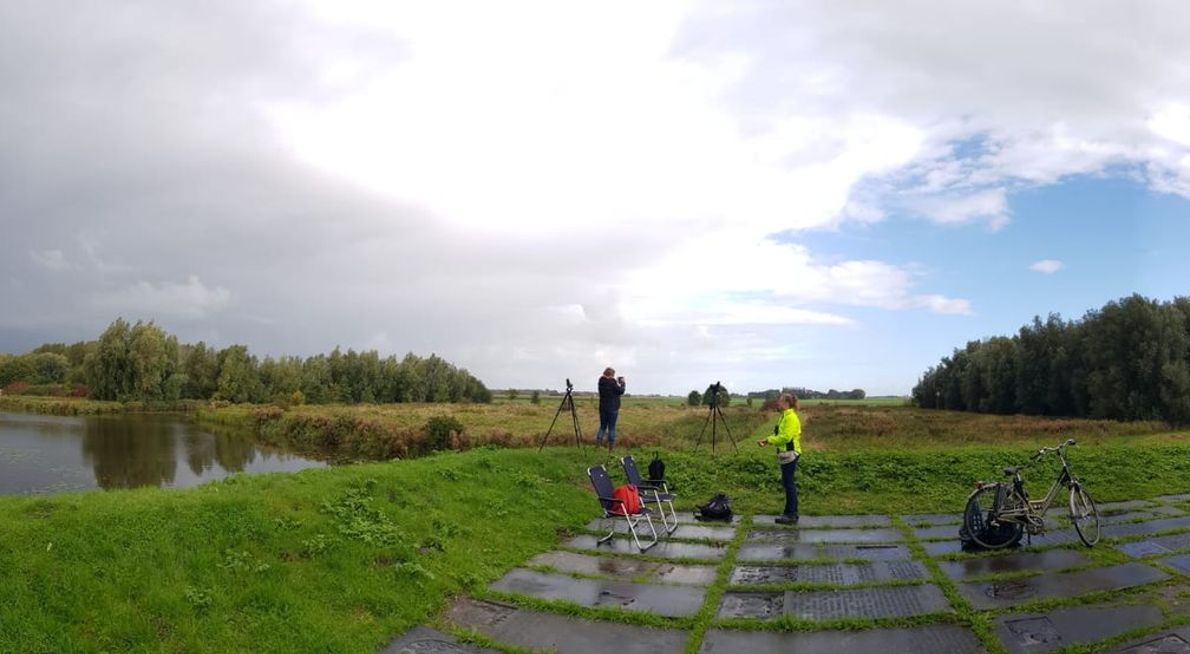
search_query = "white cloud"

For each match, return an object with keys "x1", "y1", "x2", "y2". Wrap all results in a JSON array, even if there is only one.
[
  {"x1": 92, "y1": 275, "x2": 231, "y2": 319},
  {"x1": 912, "y1": 189, "x2": 1010, "y2": 231},
  {"x1": 11, "y1": 0, "x2": 1190, "y2": 394},
  {"x1": 1030, "y1": 259, "x2": 1064, "y2": 274},
  {"x1": 29, "y1": 249, "x2": 71, "y2": 272}
]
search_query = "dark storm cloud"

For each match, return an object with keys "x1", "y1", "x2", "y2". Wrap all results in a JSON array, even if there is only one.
[{"x1": 0, "y1": 2, "x2": 657, "y2": 388}]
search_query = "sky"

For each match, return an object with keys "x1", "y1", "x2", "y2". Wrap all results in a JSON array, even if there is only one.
[{"x1": 3, "y1": 1, "x2": 1190, "y2": 396}]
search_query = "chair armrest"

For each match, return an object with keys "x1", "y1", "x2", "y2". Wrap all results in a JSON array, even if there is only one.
[
  {"x1": 598, "y1": 496, "x2": 625, "y2": 504},
  {"x1": 640, "y1": 481, "x2": 670, "y2": 494}
]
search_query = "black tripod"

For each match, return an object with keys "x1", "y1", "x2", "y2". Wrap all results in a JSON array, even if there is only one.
[
  {"x1": 694, "y1": 382, "x2": 738, "y2": 453},
  {"x1": 538, "y1": 379, "x2": 584, "y2": 451}
]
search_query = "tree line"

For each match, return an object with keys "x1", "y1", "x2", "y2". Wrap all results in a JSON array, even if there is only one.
[
  {"x1": 747, "y1": 387, "x2": 867, "y2": 401},
  {"x1": 912, "y1": 294, "x2": 1190, "y2": 424},
  {"x1": 0, "y1": 318, "x2": 492, "y2": 405}
]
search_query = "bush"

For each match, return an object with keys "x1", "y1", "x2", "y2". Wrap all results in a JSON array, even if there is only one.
[{"x1": 424, "y1": 416, "x2": 465, "y2": 452}]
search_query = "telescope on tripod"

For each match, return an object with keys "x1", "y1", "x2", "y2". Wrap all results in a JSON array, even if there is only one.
[
  {"x1": 538, "y1": 378, "x2": 584, "y2": 450},
  {"x1": 694, "y1": 381, "x2": 738, "y2": 453}
]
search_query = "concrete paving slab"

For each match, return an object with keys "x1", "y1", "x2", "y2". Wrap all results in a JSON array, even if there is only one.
[
  {"x1": 914, "y1": 524, "x2": 964, "y2": 540},
  {"x1": 718, "y1": 584, "x2": 950, "y2": 620},
  {"x1": 447, "y1": 598, "x2": 688, "y2": 654},
  {"x1": 1094, "y1": 510, "x2": 1186, "y2": 526},
  {"x1": 937, "y1": 549, "x2": 1093, "y2": 580},
  {"x1": 994, "y1": 604, "x2": 1164, "y2": 654},
  {"x1": 753, "y1": 514, "x2": 892, "y2": 528},
  {"x1": 674, "y1": 514, "x2": 740, "y2": 526},
  {"x1": 958, "y1": 562, "x2": 1169, "y2": 609},
  {"x1": 737, "y1": 543, "x2": 913, "y2": 562},
  {"x1": 1159, "y1": 553, "x2": 1190, "y2": 575},
  {"x1": 583, "y1": 519, "x2": 736, "y2": 542},
  {"x1": 903, "y1": 512, "x2": 963, "y2": 526},
  {"x1": 923, "y1": 528, "x2": 1081, "y2": 557},
  {"x1": 490, "y1": 569, "x2": 706, "y2": 617},
  {"x1": 1103, "y1": 516, "x2": 1190, "y2": 539},
  {"x1": 1097, "y1": 500, "x2": 1158, "y2": 513},
  {"x1": 699, "y1": 625, "x2": 986, "y2": 653},
  {"x1": 729, "y1": 561, "x2": 928, "y2": 585},
  {"x1": 562, "y1": 534, "x2": 727, "y2": 560},
  {"x1": 380, "y1": 626, "x2": 501, "y2": 654},
  {"x1": 746, "y1": 527, "x2": 904, "y2": 543},
  {"x1": 1105, "y1": 625, "x2": 1190, "y2": 653},
  {"x1": 1118, "y1": 540, "x2": 1177, "y2": 558},
  {"x1": 1117, "y1": 532, "x2": 1190, "y2": 557},
  {"x1": 525, "y1": 551, "x2": 717, "y2": 586},
  {"x1": 736, "y1": 543, "x2": 820, "y2": 561}
]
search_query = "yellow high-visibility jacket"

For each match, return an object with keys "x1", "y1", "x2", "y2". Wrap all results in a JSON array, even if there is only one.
[{"x1": 765, "y1": 408, "x2": 802, "y2": 454}]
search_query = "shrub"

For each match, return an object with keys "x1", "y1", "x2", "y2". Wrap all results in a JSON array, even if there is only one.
[{"x1": 424, "y1": 416, "x2": 465, "y2": 452}]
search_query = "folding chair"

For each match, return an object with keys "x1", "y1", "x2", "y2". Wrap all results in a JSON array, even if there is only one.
[
  {"x1": 587, "y1": 465, "x2": 658, "y2": 551},
  {"x1": 620, "y1": 455, "x2": 678, "y2": 534}
]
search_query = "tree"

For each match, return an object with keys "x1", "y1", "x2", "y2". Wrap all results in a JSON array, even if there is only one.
[
  {"x1": 687, "y1": 390, "x2": 701, "y2": 406},
  {"x1": 530, "y1": 390, "x2": 541, "y2": 404},
  {"x1": 30, "y1": 352, "x2": 69, "y2": 384},
  {"x1": 703, "y1": 384, "x2": 730, "y2": 406},
  {"x1": 0, "y1": 354, "x2": 35, "y2": 386},
  {"x1": 216, "y1": 345, "x2": 260, "y2": 403},
  {"x1": 181, "y1": 342, "x2": 219, "y2": 399},
  {"x1": 82, "y1": 319, "x2": 179, "y2": 401}
]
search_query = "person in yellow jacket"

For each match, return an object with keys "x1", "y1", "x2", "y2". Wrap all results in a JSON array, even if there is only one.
[{"x1": 756, "y1": 393, "x2": 802, "y2": 524}]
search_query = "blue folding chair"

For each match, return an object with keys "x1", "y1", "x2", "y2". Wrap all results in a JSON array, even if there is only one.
[
  {"x1": 621, "y1": 455, "x2": 677, "y2": 534},
  {"x1": 587, "y1": 465, "x2": 657, "y2": 551}
]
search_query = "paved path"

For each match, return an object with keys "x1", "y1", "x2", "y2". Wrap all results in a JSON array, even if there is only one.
[{"x1": 384, "y1": 495, "x2": 1190, "y2": 653}]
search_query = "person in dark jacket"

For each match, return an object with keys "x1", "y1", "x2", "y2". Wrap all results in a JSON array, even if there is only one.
[{"x1": 595, "y1": 367, "x2": 626, "y2": 452}]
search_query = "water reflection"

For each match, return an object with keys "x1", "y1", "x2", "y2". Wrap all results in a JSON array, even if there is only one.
[{"x1": 0, "y1": 412, "x2": 326, "y2": 494}]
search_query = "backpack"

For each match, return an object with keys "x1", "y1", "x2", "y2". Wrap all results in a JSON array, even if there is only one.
[
  {"x1": 610, "y1": 484, "x2": 642, "y2": 516},
  {"x1": 695, "y1": 493, "x2": 733, "y2": 522},
  {"x1": 648, "y1": 452, "x2": 665, "y2": 483}
]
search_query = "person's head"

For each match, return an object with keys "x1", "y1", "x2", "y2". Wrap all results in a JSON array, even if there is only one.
[
  {"x1": 603, "y1": 367, "x2": 615, "y2": 378},
  {"x1": 780, "y1": 393, "x2": 799, "y2": 411}
]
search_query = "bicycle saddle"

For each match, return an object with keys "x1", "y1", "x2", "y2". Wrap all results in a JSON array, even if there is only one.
[{"x1": 1002, "y1": 466, "x2": 1020, "y2": 476}]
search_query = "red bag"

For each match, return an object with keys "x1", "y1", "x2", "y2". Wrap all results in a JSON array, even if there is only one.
[{"x1": 611, "y1": 484, "x2": 642, "y2": 516}]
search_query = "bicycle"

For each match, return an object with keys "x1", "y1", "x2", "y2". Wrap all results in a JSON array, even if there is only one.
[{"x1": 962, "y1": 438, "x2": 1100, "y2": 548}]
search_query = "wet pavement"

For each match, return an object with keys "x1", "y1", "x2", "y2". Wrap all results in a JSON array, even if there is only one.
[{"x1": 386, "y1": 492, "x2": 1190, "y2": 653}]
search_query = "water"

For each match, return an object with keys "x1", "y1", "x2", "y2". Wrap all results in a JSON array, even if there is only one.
[{"x1": 0, "y1": 411, "x2": 327, "y2": 494}]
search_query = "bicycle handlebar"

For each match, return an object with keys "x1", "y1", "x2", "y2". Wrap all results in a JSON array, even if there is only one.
[{"x1": 1030, "y1": 438, "x2": 1077, "y2": 461}]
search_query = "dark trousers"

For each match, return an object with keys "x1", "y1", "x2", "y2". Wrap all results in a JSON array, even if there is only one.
[
  {"x1": 780, "y1": 458, "x2": 799, "y2": 517},
  {"x1": 596, "y1": 408, "x2": 619, "y2": 446}
]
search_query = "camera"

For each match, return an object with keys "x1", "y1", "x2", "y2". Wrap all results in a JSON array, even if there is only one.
[
  {"x1": 565, "y1": 378, "x2": 573, "y2": 391},
  {"x1": 708, "y1": 381, "x2": 723, "y2": 407}
]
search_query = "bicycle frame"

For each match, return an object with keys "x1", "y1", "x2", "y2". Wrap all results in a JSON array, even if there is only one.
[{"x1": 981, "y1": 444, "x2": 1078, "y2": 531}]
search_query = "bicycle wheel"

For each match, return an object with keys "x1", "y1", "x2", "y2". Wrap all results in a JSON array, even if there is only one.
[
  {"x1": 1069, "y1": 484, "x2": 1100, "y2": 546},
  {"x1": 963, "y1": 484, "x2": 1024, "y2": 549}
]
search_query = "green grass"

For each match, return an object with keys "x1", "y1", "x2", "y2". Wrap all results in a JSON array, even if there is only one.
[
  {"x1": 0, "y1": 448, "x2": 598, "y2": 654},
  {"x1": 6, "y1": 398, "x2": 1190, "y2": 652}
]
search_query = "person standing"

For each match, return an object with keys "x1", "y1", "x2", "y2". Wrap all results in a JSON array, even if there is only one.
[
  {"x1": 757, "y1": 393, "x2": 802, "y2": 524},
  {"x1": 595, "y1": 367, "x2": 626, "y2": 452}
]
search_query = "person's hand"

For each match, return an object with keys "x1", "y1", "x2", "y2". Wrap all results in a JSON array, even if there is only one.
[
  {"x1": 617, "y1": 376, "x2": 625, "y2": 384},
  {"x1": 756, "y1": 439, "x2": 767, "y2": 447}
]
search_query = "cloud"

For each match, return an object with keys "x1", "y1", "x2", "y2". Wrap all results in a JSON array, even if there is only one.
[
  {"x1": 92, "y1": 276, "x2": 231, "y2": 320},
  {"x1": 4, "y1": 1, "x2": 1188, "y2": 394},
  {"x1": 1030, "y1": 259, "x2": 1064, "y2": 274},
  {"x1": 29, "y1": 249, "x2": 72, "y2": 272},
  {"x1": 912, "y1": 189, "x2": 1010, "y2": 231}
]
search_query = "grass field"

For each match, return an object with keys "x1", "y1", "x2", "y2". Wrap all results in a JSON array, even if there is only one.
[
  {"x1": 190, "y1": 400, "x2": 1179, "y2": 461},
  {"x1": 3, "y1": 397, "x2": 1190, "y2": 652}
]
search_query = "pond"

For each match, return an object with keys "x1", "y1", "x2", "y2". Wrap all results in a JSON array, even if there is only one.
[{"x1": 0, "y1": 411, "x2": 327, "y2": 494}]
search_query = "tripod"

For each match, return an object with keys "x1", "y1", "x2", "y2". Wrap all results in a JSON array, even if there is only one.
[
  {"x1": 694, "y1": 382, "x2": 738, "y2": 453},
  {"x1": 538, "y1": 379, "x2": 584, "y2": 451}
]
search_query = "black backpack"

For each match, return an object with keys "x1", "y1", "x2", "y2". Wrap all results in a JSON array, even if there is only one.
[
  {"x1": 648, "y1": 452, "x2": 665, "y2": 483},
  {"x1": 696, "y1": 493, "x2": 733, "y2": 522}
]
